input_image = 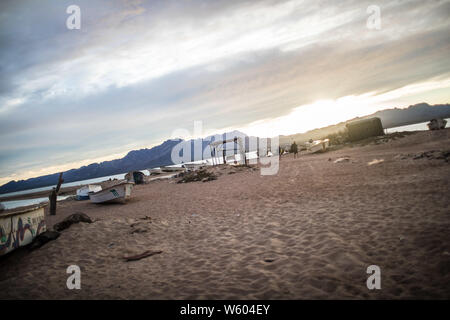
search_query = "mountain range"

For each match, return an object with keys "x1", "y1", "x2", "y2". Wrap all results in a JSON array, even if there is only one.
[
  {"x1": 280, "y1": 103, "x2": 450, "y2": 146},
  {"x1": 1, "y1": 103, "x2": 449, "y2": 195}
]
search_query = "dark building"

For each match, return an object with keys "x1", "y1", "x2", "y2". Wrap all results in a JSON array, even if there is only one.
[{"x1": 346, "y1": 117, "x2": 384, "y2": 142}]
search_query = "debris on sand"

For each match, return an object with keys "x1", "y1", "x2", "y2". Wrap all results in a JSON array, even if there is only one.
[
  {"x1": 334, "y1": 157, "x2": 350, "y2": 164},
  {"x1": 29, "y1": 231, "x2": 60, "y2": 250},
  {"x1": 177, "y1": 169, "x2": 217, "y2": 183},
  {"x1": 123, "y1": 250, "x2": 163, "y2": 262},
  {"x1": 368, "y1": 159, "x2": 384, "y2": 166},
  {"x1": 130, "y1": 222, "x2": 150, "y2": 234},
  {"x1": 130, "y1": 217, "x2": 152, "y2": 234},
  {"x1": 53, "y1": 212, "x2": 93, "y2": 232},
  {"x1": 396, "y1": 150, "x2": 450, "y2": 162}
]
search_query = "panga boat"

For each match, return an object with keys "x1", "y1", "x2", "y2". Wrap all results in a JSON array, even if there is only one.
[
  {"x1": 182, "y1": 163, "x2": 205, "y2": 172},
  {"x1": 76, "y1": 184, "x2": 102, "y2": 200},
  {"x1": 89, "y1": 181, "x2": 134, "y2": 204},
  {"x1": 160, "y1": 165, "x2": 185, "y2": 172},
  {"x1": 0, "y1": 204, "x2": 47, "y2": 256},
  {"x1": 148, "y1": 168, "x2": 162, "y2": 175}
]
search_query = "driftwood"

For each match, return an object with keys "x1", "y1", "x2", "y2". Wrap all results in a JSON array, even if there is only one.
[
  {"x1": 123, "y1": 250, "x2": 162, "y2": 262},
  {"x1": 28, "y1": 231, "x2": 60, "y2": 251},
  {"x1": 49, "y1": 172, "x2": 64, "y2": 216},
  {"x1": 53, "y1": 212, "x2": 93, "y2": 232}
]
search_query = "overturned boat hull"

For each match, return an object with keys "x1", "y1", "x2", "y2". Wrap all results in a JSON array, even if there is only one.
[{"x1": 0, "y1": 204, "x2": 47, "y2": 256}]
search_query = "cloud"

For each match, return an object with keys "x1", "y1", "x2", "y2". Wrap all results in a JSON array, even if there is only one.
[{"x1": 0, "y1": 0, "x2": 450, "y2": 183}]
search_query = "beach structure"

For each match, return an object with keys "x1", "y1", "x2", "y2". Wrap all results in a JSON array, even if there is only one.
[
  {"x1": 346, "y1": 117, "x2": 384, "y2": 142},
  {"x1": 89, "y1": 181, "x2": 134, "y2": 204},
  {"x1": 0, "y1": 204, "x2": 47, "y2": 256},
  {"x1": 76, "y1": 185, "x2": 102, "y2": 200},
  {"x1": 125, "y1": 171, "x2": 145, "y2": 184},
  {"x1": 427, "y1": 118, "x2": 447, "y2": 130},
  {"x1": 209, "y1": 137, "x2": 247, "y2": 165}
]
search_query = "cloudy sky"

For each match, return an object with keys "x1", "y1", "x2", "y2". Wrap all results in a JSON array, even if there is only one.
[{"x1": 1, "y1": 0, "x2": 449, "y2": 185}]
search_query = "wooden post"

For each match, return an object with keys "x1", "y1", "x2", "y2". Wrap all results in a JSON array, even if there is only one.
[{"x1": 49, "y1": 172, "x2": 64, "y2": 216}]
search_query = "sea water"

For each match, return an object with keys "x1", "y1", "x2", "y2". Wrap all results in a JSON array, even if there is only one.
[{"x1": 385, "y1": 118, "x2": 449, "y2": 134}]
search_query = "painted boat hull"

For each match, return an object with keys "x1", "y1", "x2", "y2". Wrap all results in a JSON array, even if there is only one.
[
  {"x1": 89, "y1": 182, "x2": 134, "y2": 204},
  {"x1": 0, "y1": 205, "x2": 47, "y2": 256}
]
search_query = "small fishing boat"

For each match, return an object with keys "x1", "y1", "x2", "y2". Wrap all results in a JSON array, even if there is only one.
[
  {"x1": 160, "y1": 165, "x2": 185, "y2": 172},
  {"x1": 0, "y1": 203, "x2": 47, "y2": 256},
  {"x1": 89, "y1": 181, "x2": 134, "y2": 204},
  {"x1": 148, "y1": 168, "x2": 162, "y2": 175},
  {"x1": 182, "y1": 163, "x2": 205, "y2": 172},
  {"x1": 76, "y1": 185, "x2": 102, "y2": 200}
]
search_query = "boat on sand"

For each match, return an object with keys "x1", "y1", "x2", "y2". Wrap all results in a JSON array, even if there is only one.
[
  {"x1": 0, "y1": 203, "x2": 47, "y2": 256},
  {"x1": 89, "y1": 181, "x2": 134, "y2": 204},
  {"x1": 76, "y1": 185, "x2": 102, "y2": 200},
  {"x1": 160, "y1": 166, "x2": 185, "y2": 173}
]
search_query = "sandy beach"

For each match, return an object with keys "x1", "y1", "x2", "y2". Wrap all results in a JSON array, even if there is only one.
[{"x1": 1, "y1": 129, "x2": 449, "y2": 299}]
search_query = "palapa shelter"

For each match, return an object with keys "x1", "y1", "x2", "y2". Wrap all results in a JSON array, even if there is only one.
[
  {"x1": 346, "y1": 117, "x2": 384, "y2": 142},
  {"x1": 209, "y1": 137, "x2": 247, "y2": 166}
]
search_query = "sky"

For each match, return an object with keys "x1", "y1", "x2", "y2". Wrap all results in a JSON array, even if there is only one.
[{"x1": 0, "y1": 0, "x2": 450, "y2": 185}]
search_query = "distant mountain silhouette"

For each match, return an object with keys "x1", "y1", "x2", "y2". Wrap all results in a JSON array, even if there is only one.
[
  {"x1": 1, "y1": 103, "x2": 449, "y2": 194},
  {"x1": 371, "y1": 103, "x2": 450, "y2": 128},
  {"x1": 280, "y1": 103, "x2": 450, "y2": 146},
  {"x1": 0, "y1": 130, "x2": 261, "y2": 194}
]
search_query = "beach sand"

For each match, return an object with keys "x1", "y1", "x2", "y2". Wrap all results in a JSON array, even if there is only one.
[{"x1": 1, "y1": 129, "x2": 449, "y2": 299}]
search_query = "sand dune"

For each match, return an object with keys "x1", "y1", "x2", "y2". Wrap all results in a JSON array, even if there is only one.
[{"x1": 1, "y1": 129, "x2": 449, "y2": 299}]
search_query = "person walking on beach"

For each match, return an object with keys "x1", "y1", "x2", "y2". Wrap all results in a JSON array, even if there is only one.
[{"x1": 290, "y1": 141, "x2": 298, "y2": 159}]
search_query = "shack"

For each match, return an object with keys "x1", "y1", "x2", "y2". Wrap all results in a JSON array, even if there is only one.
[
  {"x1": 125, "y1": 171, "x2": 145, "y2": 184},
  {"x1": 346, "y1": 117, "x2": 384, "y2": 142}
]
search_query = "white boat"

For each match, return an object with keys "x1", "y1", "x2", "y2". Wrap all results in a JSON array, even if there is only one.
[
  {"x1": 160, "y1": 166, "x2": 185, "y2": 172},
  {"x1": 182, "y1": 163, "x2": 205, "y2": 172},
  {"x1": 306, "y1": 139, "x2": 330, "y2": 153},
  {"x1": 148, "y1": 168, "x2": 163, "y2": 175},
  {"x1": 89, "y1": 181, "x2": 134, "y2": 204},
  {"x1": 76, "y1": 184, "x2": 102, "y2": 200},
  {"x1": 0, "y1": 204, "x2": 47, "y2": 256}
]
